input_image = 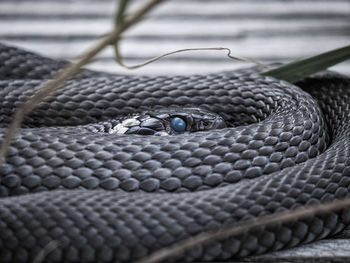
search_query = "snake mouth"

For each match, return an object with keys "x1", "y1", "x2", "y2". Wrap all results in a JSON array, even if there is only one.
[{"x1": 110, "y1": 107, "x2": 227, "y2": 136}]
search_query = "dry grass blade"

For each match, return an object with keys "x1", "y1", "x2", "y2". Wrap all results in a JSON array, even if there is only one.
[
  {"x1": 136, "y1": 197, "x2": 350, "y2": 263},
  {"x1": 0, "y1": 0, "x2": 165, "y2": 163},
  {"x1": 32, "y1": 241, "x2": 60, "y2": 263},
  {"x1": 114, "y1": 47, "x2": 270, "y2": 70},
  {"x1": 113, "y1": 0, "x2": 132, "y2": 63}
]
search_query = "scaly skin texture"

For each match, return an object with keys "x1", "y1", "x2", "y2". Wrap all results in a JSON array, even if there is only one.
[{"x1": 0, "y1": 43, "x2": 349, "y2": 262}]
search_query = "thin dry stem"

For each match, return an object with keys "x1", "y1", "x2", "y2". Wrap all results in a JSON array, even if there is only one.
[
  {"x1": 116, "y1": 47, "x2": 270, "y2": 70},
  {"x1": 32, "y1": 240, "x2": 60, "y2": 263},
  {"x1": 136, "y1": 197, "x2": 350, "y2": 263},
  {"x1": 0, "y1": 0, "x2": 165, "y2": 163}
]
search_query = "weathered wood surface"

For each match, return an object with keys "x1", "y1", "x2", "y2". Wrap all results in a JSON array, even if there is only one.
[
  {"x1": 0, "y1": 0, "x2": 350, "y2": 262},
  {"x1": 0, "y1": 0, "x2": 349, "y2": 75},
  {"x1": 245, "y1": 229, "x2": 350, "y2": 262}
]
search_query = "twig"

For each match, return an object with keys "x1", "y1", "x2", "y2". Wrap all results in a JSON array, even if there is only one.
[
  {"x1": 135, "y1": 197, "x2": 350, "y2": 263},
  {"x1": 114, "y1": 47, "x2": 270, "y2": 70},
  {"x1": 32, "y1": 240, "x2": 60, "y2": 263},
  {"x1": 0, "y1": 0, "x2": 165, "y2": 163}
]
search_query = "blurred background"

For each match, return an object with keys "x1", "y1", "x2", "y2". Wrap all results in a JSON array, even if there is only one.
[{"x1": 0, "y1": 0, "x2": 349, "y2": 75}]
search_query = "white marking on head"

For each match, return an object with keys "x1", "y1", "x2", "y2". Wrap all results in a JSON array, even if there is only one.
[
  {"x1": 122, "y1": 117, "x2": 140, "y2": 127},
  {"x1": 112, "y1": 116, "x2": 140, "y2": 135},
  {"x1": 112, "y1": 123, "x2": 129, "y2": 134}
]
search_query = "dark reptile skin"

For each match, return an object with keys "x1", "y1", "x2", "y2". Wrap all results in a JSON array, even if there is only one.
[{"x1": 0, "y1": 43, "x2": 349, "y2": 262}]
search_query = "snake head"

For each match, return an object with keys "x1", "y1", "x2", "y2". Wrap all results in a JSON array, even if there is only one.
[{"x1": 112, "y1": 107, "x2": 227, "y2": 135}]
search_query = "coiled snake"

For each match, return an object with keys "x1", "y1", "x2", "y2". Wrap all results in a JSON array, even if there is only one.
[{"x1": 0, "y1": 43, "x2": 349, "y2": 262}]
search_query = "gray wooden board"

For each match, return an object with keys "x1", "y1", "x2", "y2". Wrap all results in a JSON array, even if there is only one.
[
  {"x1": 0, "y1": 0, "x2": 349, "y2": 75},
  {"x1": 0, "y1": 0, "x2": 350, "y2": 261}
]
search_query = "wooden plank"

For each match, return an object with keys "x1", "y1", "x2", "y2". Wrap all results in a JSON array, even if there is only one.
[
  {"x1": 247, "y1": 238, "x2": 350, "y2": 262},
  {"x1": 2, "y1": 38, "x2": 349, "y2": 75},
  {"x1": 1, "y1": 19, "x2": 347, "y2": 37},
  {"x1": 0, "y1": 1, "x2": 348, "y2": 17},
  {"x1": 3, "y1": 37, "x2": 349, "y2": 58}
]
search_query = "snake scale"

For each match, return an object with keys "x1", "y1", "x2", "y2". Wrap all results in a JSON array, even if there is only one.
[{"x1": 0, "y1": 43, "x2": 349, "y2": 262}]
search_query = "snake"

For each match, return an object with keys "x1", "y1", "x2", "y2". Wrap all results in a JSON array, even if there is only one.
[{"x1": 0, "y1": 43, "x2": 349, "y2": 263}]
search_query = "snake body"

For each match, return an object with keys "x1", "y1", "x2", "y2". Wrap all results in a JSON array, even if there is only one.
[{"x1": 0, "y1": 43, "x2": 350, "y2": 262}]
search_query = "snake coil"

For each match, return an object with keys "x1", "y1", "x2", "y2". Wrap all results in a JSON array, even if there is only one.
[{"x1": 0, "y1": 43, "x2": 349, "y2": 262}]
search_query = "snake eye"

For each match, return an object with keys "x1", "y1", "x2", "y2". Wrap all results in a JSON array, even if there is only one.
[{"x1": 170, "y1": 117, "x2": 186, "y2": 132}]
